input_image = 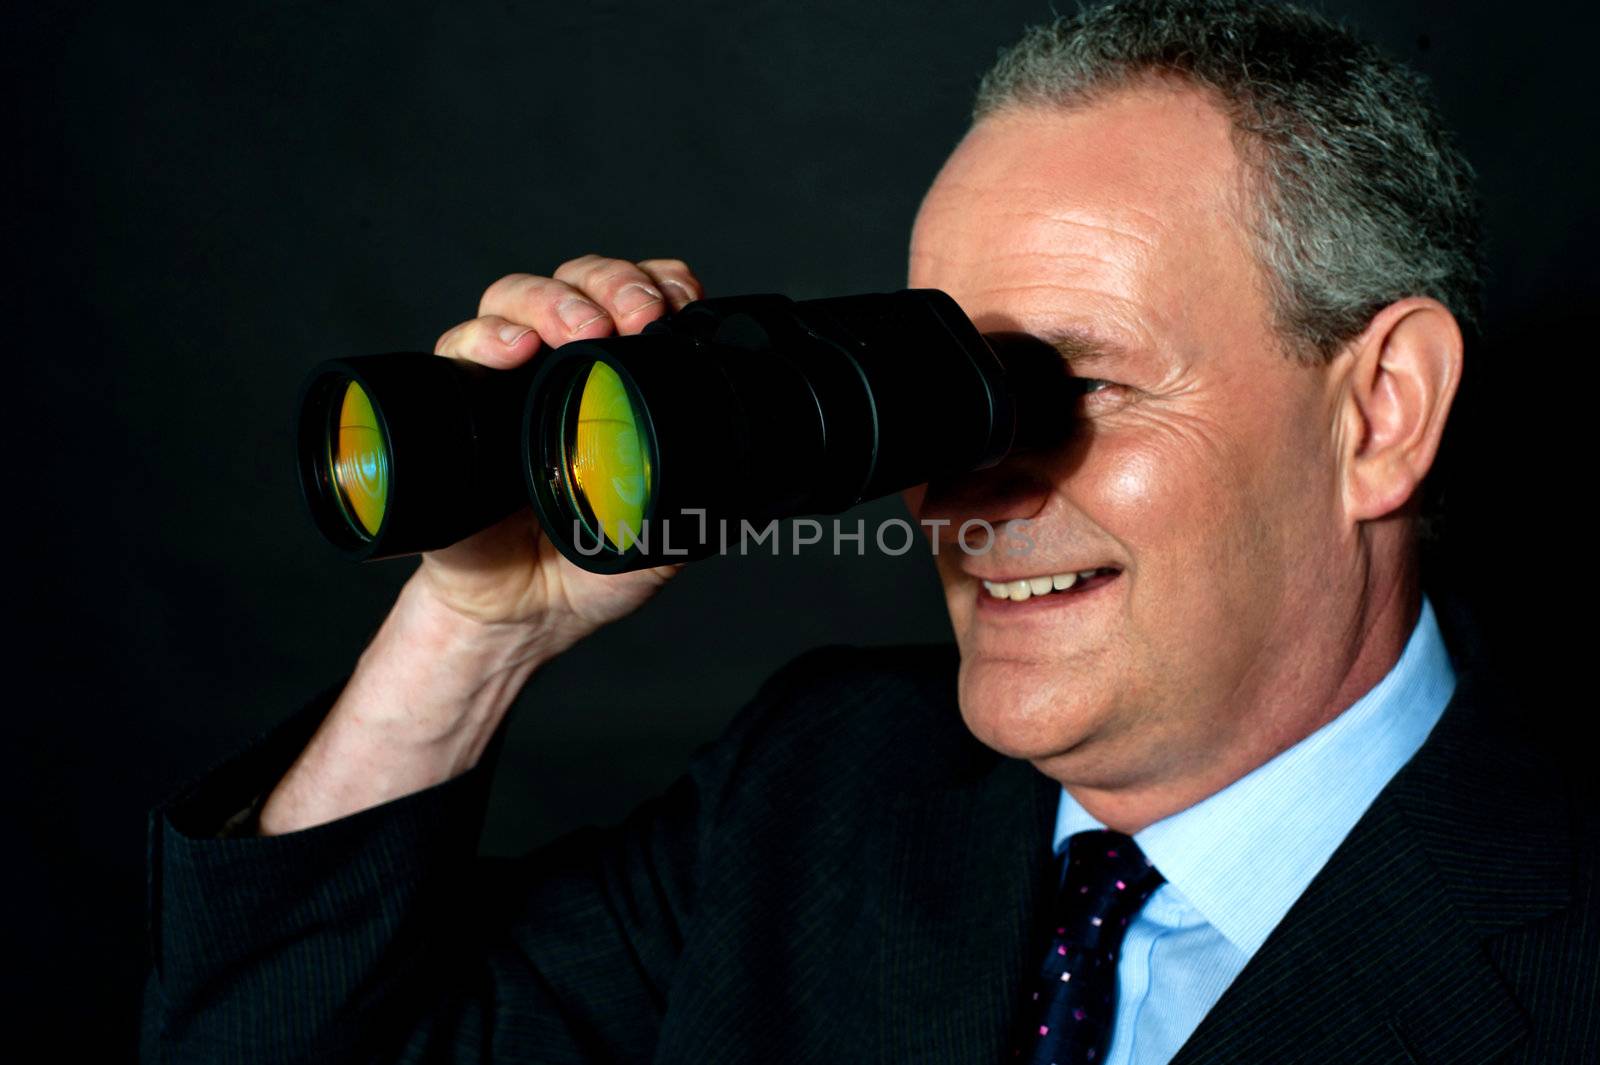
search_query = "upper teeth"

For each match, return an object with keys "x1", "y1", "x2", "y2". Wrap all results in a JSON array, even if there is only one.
[{"x1": 981, "y1": 568, "x2": 1113, "y2": 601}]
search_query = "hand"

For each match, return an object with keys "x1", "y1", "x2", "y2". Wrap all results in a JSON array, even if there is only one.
[
  {"x1": 257, "y1": 255, "x2": 706, "y2": 834},
  {"x1": 416, "y1": 254, "x2": 705, "y2": 659}
]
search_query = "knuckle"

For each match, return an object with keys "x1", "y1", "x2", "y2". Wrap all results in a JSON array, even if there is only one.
[
  {"x1": 434, "y1": 319, "x2": 473, "y2": 355},
  {"x1": 637, "y1": 258, "x2": 702, "y2": 306},
  {"x1": 551, "y1": 252, "x2": 607, "y2": 282},
  {"x1": 638, "y1": 257, "x2": 691, "y2": 276},
  {"x1": 593, "y1": 263, "x2": 647, "y2": 297},
  {"x1": 461, "y1": 316, "x2": 495, "y2": 349},
  {"x1": 479, "y1": 272, "x2": 534, "y2": 315}
]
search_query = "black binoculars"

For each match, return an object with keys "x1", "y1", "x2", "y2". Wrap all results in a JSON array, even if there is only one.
[{"x1": 295, "y1": 288, "x2": 1074, "y2": 573}]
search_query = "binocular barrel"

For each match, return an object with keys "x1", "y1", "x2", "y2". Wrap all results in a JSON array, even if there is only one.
[
  {"x1": 295, "y1": 289, "x2": 1069, "y2": 572},
  {"x1": 296, "y1": 353, "x2": 539, "y2": 560}
]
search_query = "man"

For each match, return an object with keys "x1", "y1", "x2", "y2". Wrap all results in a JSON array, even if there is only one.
[{"x1": 141, "y1": 1, "x2": 1597, "y2": 1062}]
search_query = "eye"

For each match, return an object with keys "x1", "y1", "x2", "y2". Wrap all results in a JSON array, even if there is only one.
[{"x1": 1070, "y1": 377, "x2": 1131, "y2": 417}]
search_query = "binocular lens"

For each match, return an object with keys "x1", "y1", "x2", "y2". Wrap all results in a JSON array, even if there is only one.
[
  {"x1": 329, "y1": 381, "x2": 390, "y2": 539},
  {"x1": 297, "y1": 352, "x2": 538, "y2": 560},
  {"x1": 566, "y1": 360, "x2": 653, "y2": 551}
]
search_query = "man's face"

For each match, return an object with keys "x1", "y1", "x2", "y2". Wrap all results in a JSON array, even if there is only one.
[{"x1": 905, "y1": 83, "x2": 1351, "y2": 792}]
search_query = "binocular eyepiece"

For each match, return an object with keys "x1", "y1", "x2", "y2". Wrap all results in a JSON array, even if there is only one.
[{"x1": 296, "y1": 288, "x2": 1072, "y2": 573}]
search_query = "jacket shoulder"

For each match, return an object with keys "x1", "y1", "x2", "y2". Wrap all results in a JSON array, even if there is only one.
[{"x1": 720, "y1": 641, "x2": 991, "y2": 795}]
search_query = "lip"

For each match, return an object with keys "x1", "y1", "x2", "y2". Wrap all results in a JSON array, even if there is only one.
[
  {"x1": 969, "y1": 565, "x2": 1120, "y2": 584},
  {"x1": 966, "y1": 562, "x2": 1120, "y2": 582},
  {"x1": 973, "y1": 569, "x2": 1123, "y2": 616}
]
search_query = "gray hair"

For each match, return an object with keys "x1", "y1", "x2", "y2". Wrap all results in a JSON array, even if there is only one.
[{"x1": 972, "y1": 0, "x2": 1483, "y2": 365}]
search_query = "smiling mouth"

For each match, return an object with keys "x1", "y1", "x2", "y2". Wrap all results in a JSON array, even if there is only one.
[{"x1": 980, "y1": 566, "x2": 1121, "y2": 603}]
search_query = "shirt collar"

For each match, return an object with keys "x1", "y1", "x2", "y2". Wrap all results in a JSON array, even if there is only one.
[{"x1": 1052, "y1": 593, "x2": 1458, "y2": 955}]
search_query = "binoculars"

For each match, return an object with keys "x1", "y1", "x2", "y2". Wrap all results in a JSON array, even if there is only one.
[{"x1": 295, "y1": 288, "x2": 1074, "y2": 574}]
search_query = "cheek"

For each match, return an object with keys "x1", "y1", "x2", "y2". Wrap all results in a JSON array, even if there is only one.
[
  {"x1": 1074, "y1": 420, "x2": 1238, "y2": 561},
  {"x1": 1098, "y1": 447, "x2": 1162, "y2": 512}
]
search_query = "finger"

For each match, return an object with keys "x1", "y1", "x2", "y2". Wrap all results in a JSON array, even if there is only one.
[
  {"x1": 635, "y1": 258, "x2": 704, "y2": 311},
  {"x1": 478, "y1": 272, "x2": 616, "y2": 344},
  {"x1": 434, "y1": 314, "x2": 544, "y2": 369},
  {"x1": 550, "y1": 254, "x2": 671, "y2": 336}
]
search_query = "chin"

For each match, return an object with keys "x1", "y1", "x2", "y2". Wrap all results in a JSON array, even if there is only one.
[{"x1": 955, "y1": 653, "x2": 1106, "y2": 761}]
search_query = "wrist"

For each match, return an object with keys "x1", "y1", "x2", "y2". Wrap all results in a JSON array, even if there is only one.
[
  {"x1": 390, "y1": 570, "x2": 558, "y2": 681},
  {"x1": 256, "y1": 573, "x2": 554, "y2": 836},
  {"x1": 338, "y1": 574, "x2": 552, "y2": 755}
]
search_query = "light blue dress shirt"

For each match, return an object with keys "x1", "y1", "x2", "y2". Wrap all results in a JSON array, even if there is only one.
[{"x1": 1051, "y1": 594, "x2": 1457, "y2": 1065}]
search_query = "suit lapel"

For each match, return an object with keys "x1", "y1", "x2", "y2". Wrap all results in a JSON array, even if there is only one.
[
  {"x1": 1165, "y1": 788, "x2": 1528, "y2": 1064},
  {"x1": 1170, "y1": 589, "x2": 1573, "y2": 1065},
  {"x1": 873, "y1": 753, "x2": 1059, "y2": 1061}
]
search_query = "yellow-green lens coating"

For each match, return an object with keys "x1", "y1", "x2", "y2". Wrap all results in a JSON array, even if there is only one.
[
  {"x1": 569, "y1": 362, "x2": 650, "y2": 550},
  {"x1": 329, "y1": 381, "x2": 389, "y2": 538}
]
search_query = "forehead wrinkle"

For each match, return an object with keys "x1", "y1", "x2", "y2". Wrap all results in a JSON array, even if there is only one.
[
  {"x1": 911, "y1": 250, "x2": 1150, "y2": 326},
  {"x1": 964, "y1": 254, "x2": 1147, "y2": 301},
  {"x1": 915, "y1": 198, "x2": 1164, "y2": 257},
  {"x1": 932, "y1": 195, "x2": 1165, "y2": 247},
  {"x1": 917, "y1": 224, "x2": 1150, "y2": 285},
  {"x1": 1019, "y1": 211, "x2": 1163, "y2": 254},
  {"x1": 912, "y1": 212, "x2": 1165, "y2": 318},
  {"x1": 927, "y1": 248, "x2": 1135, "y2": 268}
]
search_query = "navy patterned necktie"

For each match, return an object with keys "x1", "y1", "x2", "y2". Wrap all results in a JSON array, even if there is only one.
[{"x1": 1015, "y1": 829, "x2": 1166, "y2": 1064}]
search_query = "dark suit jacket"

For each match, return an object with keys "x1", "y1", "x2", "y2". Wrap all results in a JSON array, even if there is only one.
[{"x1": 141, "y1": 589, "x2": 1598, "y2": 1063}]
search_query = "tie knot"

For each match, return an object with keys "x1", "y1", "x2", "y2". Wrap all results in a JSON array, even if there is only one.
[{"x1": 1055, "y1": 830, "x2": 1164, "y2": 950}]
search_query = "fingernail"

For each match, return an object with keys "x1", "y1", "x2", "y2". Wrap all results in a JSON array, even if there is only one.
[
  {"x1": 557, "y1": 297, "x2": 605, "y2": 333},
  {"x1": 613, "y1": 283, "x2": 663, "y2": 317},
  {"x1": 662, "y1": 279, "x2": 698, "y2": 308},
  {"x1": 498, "y1": 323, "x2": 534, "y2": 345}
]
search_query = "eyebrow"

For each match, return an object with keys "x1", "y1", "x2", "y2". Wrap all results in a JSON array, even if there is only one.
[{"x1": 1032, "y1": 326, "x2": 1131, "y2": 369}]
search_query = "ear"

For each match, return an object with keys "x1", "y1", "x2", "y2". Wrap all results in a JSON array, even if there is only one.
[{"x1": 1336, "y1": 297, "x2": 1463, "y2": 523}]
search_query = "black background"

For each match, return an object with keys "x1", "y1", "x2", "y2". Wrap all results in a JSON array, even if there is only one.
[{"x1": 8, "y1": 0, "x2": 1596, "y2": 1053}]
